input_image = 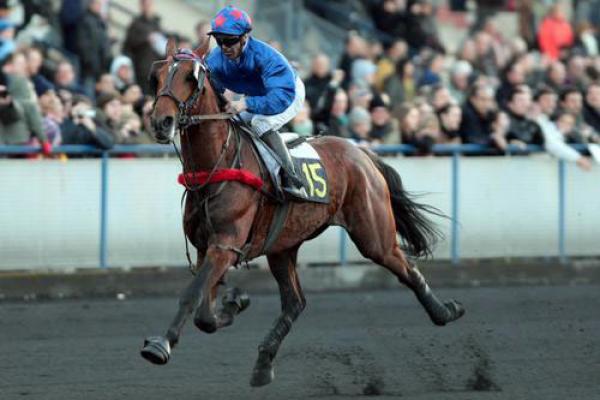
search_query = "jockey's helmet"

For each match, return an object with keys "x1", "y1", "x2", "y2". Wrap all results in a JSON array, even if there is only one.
[{"x1": 208, "y1": 5, "x2": 253, "y2": 37}]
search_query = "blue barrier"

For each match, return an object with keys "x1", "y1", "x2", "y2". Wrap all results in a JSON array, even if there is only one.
[{"x1": 1, "y1": 143, "x2": 589, "y2": 267}]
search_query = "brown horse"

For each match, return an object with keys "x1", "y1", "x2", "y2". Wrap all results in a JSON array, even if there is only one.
[{"x1": 142, "y1": 38, "x2": 464, "y2": 387}]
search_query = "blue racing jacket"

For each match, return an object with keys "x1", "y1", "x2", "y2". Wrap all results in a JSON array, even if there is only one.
[{"x1": 206, "y1": 37, "x2": 297, "y2": 116}]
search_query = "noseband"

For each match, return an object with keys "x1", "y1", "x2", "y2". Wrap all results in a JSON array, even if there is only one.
[{"x1": 153, "y1": 50, "x2": 231, "y2": 129}]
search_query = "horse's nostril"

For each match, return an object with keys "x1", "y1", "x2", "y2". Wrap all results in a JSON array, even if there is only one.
[{"x1": 162, "y1": 116, "x2": 174, "y2": 129}]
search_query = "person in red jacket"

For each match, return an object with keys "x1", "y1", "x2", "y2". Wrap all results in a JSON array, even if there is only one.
[{"x1": 537, "y1": 3, "x2": 574, "y2": 60}]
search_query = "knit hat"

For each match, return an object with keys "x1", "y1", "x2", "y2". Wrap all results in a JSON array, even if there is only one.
[
  {"x1": 348, "y1": 106, "x2": 371, "y2": 126},
  {"x1": 351, "y1": 59, "x2": 377, "y2": 85}
]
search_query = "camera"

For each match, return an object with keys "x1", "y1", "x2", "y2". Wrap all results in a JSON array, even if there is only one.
[{"x1": 75, "y1": 109, "x2": 96, "y2": 119}]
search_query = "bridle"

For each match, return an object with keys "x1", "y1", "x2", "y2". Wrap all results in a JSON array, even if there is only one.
[{"x1": 151, "y1": 50, "x2": 231, "y2": 130}]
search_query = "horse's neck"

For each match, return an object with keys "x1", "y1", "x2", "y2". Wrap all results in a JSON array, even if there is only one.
[{"x1": 181, "y1": 119, "x2": 233, "y2": 172}]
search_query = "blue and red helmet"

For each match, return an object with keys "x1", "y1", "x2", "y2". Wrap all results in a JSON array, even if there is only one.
[{"x1": 208, "y1": 5, "x2": 253, "y2": 36}]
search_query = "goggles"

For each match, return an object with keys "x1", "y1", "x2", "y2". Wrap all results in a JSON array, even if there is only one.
[{"x1": 214, "y1": 35, "x2": 242, "y2": 48}]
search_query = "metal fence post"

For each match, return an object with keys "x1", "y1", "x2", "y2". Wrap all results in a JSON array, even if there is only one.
[
  {"x1": 339, "y1": 228, "x2": 348, "y2": 267},
  {"x1": 558, "y1": 160, "x2": 567, "y2": 264},
  {"x1": 451, "y1": 152, "x2": 460, "y2": 265},
  {"x1": 99, "y1": 152, "x2": 109, "y2": 268}
]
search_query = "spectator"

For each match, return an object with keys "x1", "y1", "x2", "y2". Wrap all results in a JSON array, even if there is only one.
[
  {"x1": 396, "y1": 102, "x2": 420, "y2": 145},
  {"x1": 351, "y1": 58, "x2": 377, "y2": 91},
  {"x1": 368, "y1": 95, "x2": 397, "y2": 143},
  {"x1": 369, "y1": 0, "x2": 406, "y2": 40},
  {"x1": 25, "y1": 47, "x2": 54, "y2": 96},
  {"x1": 123, "y1": 0, "x2": 164, "y2": 95},
  {"x1": 347, "y1": 106, "x2": 372, "y2": 144},
  {"x1": 505, "y1": 86, "x2": 544, "y2": 146},
  {"x1": 76, "y1": 0, "x2": 112, "y2": 97},
  {"x1": 0, "y1": 53, "x2": 47, "y2": 148},
  {"x1": 289, "y1": 100, "x2": 314, "y2": 137},
  {"x1": 559, "y1": 86, "x2": 598, "y2": 142},
  {"x1": 59, "y1": 0, "x2": 86, "y2": 58},
  {"x1": 38, "y1": 89, "x2": 63, "y2": 146},
  {"x1": 54, "y1": 60, "x2": 85, "y2": 95},
  {"x1": 533, "y1": 86, "x2": 592, "y2": 170},
  {"x1": 95, "y1": 91, "x2": 124, "y2": 142},
  {"x1": 61, "y1": 94, "x2": 114, "y2": 149},
  {"x1": 574, "y1": 21, "x2": 599, "y2": 57},
  {"x1": 537, "y1": 3, "x2": 574, "y2": 60},
  {"x1": 384, "y1": 58, "x2": 416, "y2": 106},
  {"x1": 375, "y1": 39, "x2": 408, "y2": 91},
  {"x1": 583, "y1": 82, "x2": 600, "y2": 132},
  {"x1": 404, "y1": 0, "x2": 443, "y2": 52},
  {"x1": 545, "y1": 60, "x2": 567, "y2": 92},
  {"x1": 310, "y1": 67, "x2": 348, "y2": 135},
  {"x1": 0, "y1": 18, "x2": 15, "y2": 62},
  {"x1": 496, "y1": 57, "x2": 526, "y2": 108},
  {"x1": 413, "y1": 109, "x2": 442, "y2": 155},
  {"x1": 458, "y1": 83, "x2": 496, "y2": 146},
  {"x1": 430, "y1": 84, "x2": 453, "y2": 112},
  {"x1": 448, "y1": 60, "x2": 473, "y2": 104},
  {"x1": 95, "y1": 73, "x2": 118, "y2": 97},
  {"x1": 473, "y1": 30, "x2": 499, "y2": 77},
  {"x1": 193, "y1": 20, "x2": 211, "y2": 48},
  {"x1": 110, "y1": 55, "x2": 136, "y2": 92},
  {"x1": 338, "y1": 32, "x2": 368, "y2": 89},
  {"x1": 437, "y1": 103, "x2": 462, "y2": 143},
  {"x1": 349, "y1": 84, "x2": 373, "y2": 110},
  {"x1": 458, "y1": 38, "x2": 477, "y2": 66},
  {"x1": 417, "y1": 51, "x2": 444, "y2": 88},
  {"x1": 121, "y1": 84, "x2": 143, "y2": 110},
  {"x1": 566, "y1": 54, "x2": 589, "y2": 90},
  {"x1": 304, "y1": 53, "x2": 332, "y2": 110}
]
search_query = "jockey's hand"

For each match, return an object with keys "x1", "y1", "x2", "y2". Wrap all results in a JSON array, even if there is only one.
[
  {"x1": 225, "y1": 98, "x2": 247, "y2": 114},
  {"x1": 223, "y1": 89, "x2": 237, "y2": 102}
]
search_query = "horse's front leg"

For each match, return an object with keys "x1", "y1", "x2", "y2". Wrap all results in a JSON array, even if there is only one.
[{"x1": 140, "y1": 244, "x2": 238, "y2": 365}]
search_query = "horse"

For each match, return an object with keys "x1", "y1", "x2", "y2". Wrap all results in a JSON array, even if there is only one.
[{"x1": 141, "y1": 37, "x2": 465, "y2": 387}]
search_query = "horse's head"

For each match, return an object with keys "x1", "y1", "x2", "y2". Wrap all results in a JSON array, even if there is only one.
[{"x1": 149, "y1": 37, "x2": 211, "y2": 143}]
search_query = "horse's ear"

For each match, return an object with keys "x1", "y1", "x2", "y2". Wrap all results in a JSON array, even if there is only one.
[
  {"x1": 165, "y1": 37, "x2": 177, "y2": 57},
  {"x1": 193, "y1": 36, "x2": 210, "y2": 58}
]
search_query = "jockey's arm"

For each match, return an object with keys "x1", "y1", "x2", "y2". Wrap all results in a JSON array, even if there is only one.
[{"x1": 245, "y1": 59, "x2": 296, "y2": 116}]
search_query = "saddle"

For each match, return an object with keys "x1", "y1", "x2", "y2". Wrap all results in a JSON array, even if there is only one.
[{"x1": 233, "y1": 121, "x2": 330, "y2": 205}]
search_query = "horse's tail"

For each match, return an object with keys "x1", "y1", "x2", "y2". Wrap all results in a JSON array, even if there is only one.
[{"x1": 361, "y1": 149, "x2": 445, "y2": 258}]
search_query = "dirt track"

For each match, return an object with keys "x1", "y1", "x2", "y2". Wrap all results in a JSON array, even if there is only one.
[{"x1": 1, "y1": 285, "x2": 599, "y2": 399}]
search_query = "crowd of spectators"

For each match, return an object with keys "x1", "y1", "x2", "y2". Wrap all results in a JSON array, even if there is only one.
[
  {"x1": 292, "y1": 0, "x2": 600, "y2": 170},
  {"x1": 0, "y1": 0, "x2": 599, "y2": 170},
  {"x1": 0, "y1": 0, "x2": 186, "y2": 155}
]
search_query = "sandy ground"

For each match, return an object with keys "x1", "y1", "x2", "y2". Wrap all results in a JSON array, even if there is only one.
[{"x1": 1, "y1": 285, "x2": 599, "y2": 399}]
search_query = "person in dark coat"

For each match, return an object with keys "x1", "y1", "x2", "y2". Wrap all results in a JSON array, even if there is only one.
[
  {"x1": 61, "y1": 95, "x2": 114, "y2": 150},
  {"x1": 75, "y1": 0, "x2": 112, "y2": 98},
  {"x1": 304, "y1": 53, "x2": 333, "y2": 110},
  {"x1": 505, "y1": 86, "x2": 544, "y2": 146},
  {"x1": 123, "y1": 0, "x2": 164, "y2": 94},
  {"x1": 459, "y1": 82, "x2": 496, "y2": 146},
  {"x1": 583, "y1": 82, "x2": 600, "y2": 133}
]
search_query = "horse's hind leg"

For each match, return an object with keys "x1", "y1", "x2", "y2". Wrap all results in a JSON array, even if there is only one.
[
  {"x1": 344, "y1": 203, "x2": 464, "y2": 326},
  {"x1": 250, "y1": 248, "x2": 306, "y2": 387}
]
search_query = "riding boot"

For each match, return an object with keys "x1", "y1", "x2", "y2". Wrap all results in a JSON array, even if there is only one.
[{"x1": 262, "y1": 130, "x2": 307, "y2": 197}]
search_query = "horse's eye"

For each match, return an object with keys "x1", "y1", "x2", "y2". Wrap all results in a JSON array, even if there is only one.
[{"x1": 187, "y1": 73, "x2": 196, "y2": 82}]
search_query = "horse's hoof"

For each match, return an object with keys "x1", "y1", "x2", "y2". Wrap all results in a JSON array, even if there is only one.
[
  {"x1": 194, "y1": 316, "x2": 218, "y2": 334},
  {"x1": 445, "y1": 300, "x2": 465, "y2": 322},
  {"x1": 222, "y1": 287, "x2": 251, "y2": 313},
  {"x1": 140, "y1": 336, "x2": 171, "y2": 365},
  {"x1": 250, "y1": 366, "x2": 275, "y2": 387}
]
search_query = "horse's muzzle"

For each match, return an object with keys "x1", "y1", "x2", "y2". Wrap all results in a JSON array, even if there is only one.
[{"x1": 152, "y1": 116, "x2": 176, "y2": 144}]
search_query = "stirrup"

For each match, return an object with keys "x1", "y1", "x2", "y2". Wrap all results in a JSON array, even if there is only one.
[{"x1": 282, "y1": 176, "x2": 307, "y2": 197}]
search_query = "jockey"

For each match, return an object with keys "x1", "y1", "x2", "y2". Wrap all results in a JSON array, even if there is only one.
[{"x1": 206, "y1": 5, "x2": 307, "y2": 197}]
